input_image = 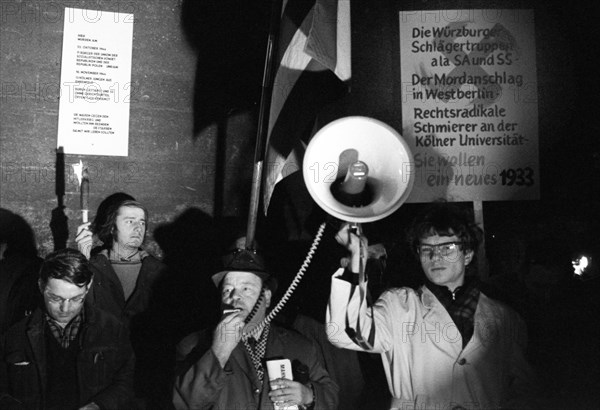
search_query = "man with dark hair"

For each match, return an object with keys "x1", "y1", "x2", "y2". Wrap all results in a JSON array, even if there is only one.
[
  {"x1": 74, "y1": 192, "x2": 136, "y2": 259},
  {"x1": 76, "y1": 199, "x2": 164, "y2": 323},
  {"x1": 173, "y1": 243, "x2": 339, "y2": 410},
  {"x1": 326, "y1": 202, "x2": 539, "y2": 409},
  {"x1": 91, "y1": 192, "x2": 136, "y2": 235},
  {"x1": 76, "y1": 199, "x2": 168, "y2": 407},
  {"x1": 0, "y1": 248, "x2": 134, "y2": 410}
]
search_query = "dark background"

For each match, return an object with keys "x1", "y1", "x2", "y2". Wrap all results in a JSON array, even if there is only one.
[{"x1": 1, "y1": 0, "x2": 599, "y2": 408}]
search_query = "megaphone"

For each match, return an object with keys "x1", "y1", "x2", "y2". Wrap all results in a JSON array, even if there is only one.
[{"x1": 303, "y1": 116, "x2": 414, "y2": 223}]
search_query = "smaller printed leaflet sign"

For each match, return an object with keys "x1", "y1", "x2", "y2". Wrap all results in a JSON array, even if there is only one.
[
  {"x1": 57, "y1": 8, "x2": 134, "y2": 156},
  {"x1": 400, "y1": 9, "x2": 538, "y2": 202}
]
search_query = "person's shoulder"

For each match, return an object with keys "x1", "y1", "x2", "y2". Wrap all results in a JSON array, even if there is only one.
[
  {"x1": 478, "y1": 291, "x2": 524, "y2": 320},
  {"x1": 2, "y1": 309, "x2": 42, "y2": 340},
  {"x1": 85, "y1": 305, "x2": 127, "y2": 330},
  {"x1": 379, "y1": 286, "x2": 420, "y2": 303},
  {"x1": 89, "y1": 251, "x2": 110, "y2": 267},
  {"x1": 141, "y1": 252, "x2": 166, "y2": 270},
  {"x1": 271, "y1": 323, "x2": 316, "y2": 348},
  {"x1": 382, "y1": 286, "x2": 419, "y2": 296},
  {"x1": 139, "y1": 254, "x2": 167, "y2": 285}
]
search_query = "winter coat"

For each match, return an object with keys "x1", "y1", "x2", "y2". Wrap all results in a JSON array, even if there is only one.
[
  {"x1": 0, "y1": 305, "x2": 134, "y2": 409},
  {"x1": 327, "y1": 269, "x2": 539, "y2": 409},
  {"x1": 86, "y1": 252, "x2": 166, "y2": 323},
  {"x1": 173, "y1": 324, "x2": 339, "y2": 410}
]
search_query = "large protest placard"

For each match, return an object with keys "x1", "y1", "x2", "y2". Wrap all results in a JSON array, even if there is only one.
[
  {"x1": 400, "y1": 9, "x2": 538, "y2": 202},
  {"x1": 57, "y1": 8, "x2": 134, "y2": 156}
]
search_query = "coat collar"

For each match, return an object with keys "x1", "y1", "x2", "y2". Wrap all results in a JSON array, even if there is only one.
[
  {"x1": 99, "y1": 248, "x2": 149, "y2": 262},
  {"x1": 417, "y1": 287, "x2": 501, "y2": 354},
  {"x1": 91, "y1": 252, "x2": 158, "y2": 289},
  {"x1": 418, "y1": 285, "x2": 438, "y2": 309}
]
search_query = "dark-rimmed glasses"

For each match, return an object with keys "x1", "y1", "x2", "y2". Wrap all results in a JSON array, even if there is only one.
[{"x1": 417, "y1": 241, "x2": 463, "y2": 260}]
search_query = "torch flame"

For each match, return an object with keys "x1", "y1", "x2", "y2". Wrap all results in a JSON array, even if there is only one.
[{"x1": 73, "y1": 160, "x2": 84, "y2": 186}]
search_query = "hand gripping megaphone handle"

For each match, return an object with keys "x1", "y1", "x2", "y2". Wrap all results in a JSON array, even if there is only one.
[
  {"x1": 348, "y1": 222, "x2": 362, "y2": 237},
  {"x1": 344, "y1": 228, "x2": 376, "y2": 350}
]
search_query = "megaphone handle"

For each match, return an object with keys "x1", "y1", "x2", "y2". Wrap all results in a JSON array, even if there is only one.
[
  {"x1": 345, "y1": 222, "x2": 376, "y2": 350},
  {"x1": 347, "y1": 223, "x2": 367, "y2": 275}
]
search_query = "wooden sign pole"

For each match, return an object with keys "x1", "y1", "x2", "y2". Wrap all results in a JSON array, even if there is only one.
[{"x1": 473, "y1": 200, "x2": 489, "y2": 280}]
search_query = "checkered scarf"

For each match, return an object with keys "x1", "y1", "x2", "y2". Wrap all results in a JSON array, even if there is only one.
[
  {"x1": 425, "y1": 279, "x2": 480, "y2": 348},
  {"x1": 45, "y1": 311, "x2": 84, "y2": 349},
  {"x1": 242, "y1": 323, "x2": 271, "y2": 382}
]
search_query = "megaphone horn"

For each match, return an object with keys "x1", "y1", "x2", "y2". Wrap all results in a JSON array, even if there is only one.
[{"x1": 303, "y1": 116, "x2": 414, "y2": 223}]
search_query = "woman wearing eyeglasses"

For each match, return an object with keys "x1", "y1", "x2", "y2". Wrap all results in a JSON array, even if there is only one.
[{"x1": 326, "y1": 202, "x2": 540, "y2": 410}]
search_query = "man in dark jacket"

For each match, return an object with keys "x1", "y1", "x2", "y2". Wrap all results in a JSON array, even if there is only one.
[
  {"x1": 0, "y1": 248, "x2": 134, "y2": 410},
  {"x1": 75, "y1": 199, "x2": 165, "y2": 322},
  {"x1": 75, "y1": 199, "x2": 168, "y2": 407},
  {"x1": 173, "y1": 244, "x2": 339, "y2": 410}
]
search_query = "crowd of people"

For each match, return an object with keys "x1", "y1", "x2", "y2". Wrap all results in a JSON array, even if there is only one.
[{"x1": 0, "y1": 195, "x2": 586, "y2": 409}]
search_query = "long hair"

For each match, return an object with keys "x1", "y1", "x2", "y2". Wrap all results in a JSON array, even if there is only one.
[
  {"x1": 91, "y1": 192, "x2": 135, "y2": 234},
  {"x1": 96, "y1": 200, "x2": 148, "y2": 249},
  {"x1": 39, "y1": 248, "x2": 93, "y2": 288}
]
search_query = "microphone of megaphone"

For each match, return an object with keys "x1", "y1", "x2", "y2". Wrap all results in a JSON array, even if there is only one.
[{"x1": 331, "y1": 161, "x2": 374, "y2": 207}]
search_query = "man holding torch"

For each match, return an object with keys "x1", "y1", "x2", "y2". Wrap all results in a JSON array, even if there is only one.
[{"x1": 75, "y1": 198, "x2": 168, "y2": 407}]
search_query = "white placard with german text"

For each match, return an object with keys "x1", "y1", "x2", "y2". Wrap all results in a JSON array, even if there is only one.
[
  {"x1": 399, "y1": 9, "x2": 539, "y2": 202},
  {"x1": 57, "y1": 8, "x2": 134, "y2": 156}
]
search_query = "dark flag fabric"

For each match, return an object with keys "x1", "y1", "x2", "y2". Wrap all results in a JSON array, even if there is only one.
[{"x1": 263, "y1": 0, "x2": 351, "y2": 214}]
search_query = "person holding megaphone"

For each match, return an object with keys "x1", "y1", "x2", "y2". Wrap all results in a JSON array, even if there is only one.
[{"x1": 326, "y1": 202, "x2": 540, "y2": 410}]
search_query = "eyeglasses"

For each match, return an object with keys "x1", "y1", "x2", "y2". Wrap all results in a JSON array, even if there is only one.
[
  {"x1": 44, "y1": 291, "x2": 87, "y2": 305},
  {"x1": 417, "y1": 241, "x2": 463, "y2": 260}
]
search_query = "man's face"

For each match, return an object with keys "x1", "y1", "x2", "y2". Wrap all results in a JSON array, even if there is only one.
[
  {"x1": 220, "y1": 271, "x2": 271, "y2": 322},
  {"x1": 42, "y1": 278, "x2": 89, "y2": 327},
  {"x1": 114, "y1": 206, "x2": 146, "y2": 250},
  {"x1": 418, "y1": 234, "x2": 473, "y2": 291}
]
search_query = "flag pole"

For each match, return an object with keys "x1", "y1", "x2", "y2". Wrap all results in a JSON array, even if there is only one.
[{"x1": 245, "y1": 0, "x2": 283, "y2": 251}]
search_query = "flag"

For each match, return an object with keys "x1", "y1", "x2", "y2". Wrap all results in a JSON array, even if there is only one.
[{"x1": 262, "y1": 0, "x2": 351, "y2": 214}]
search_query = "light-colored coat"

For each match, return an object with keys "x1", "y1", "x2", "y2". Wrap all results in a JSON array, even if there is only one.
[{"x1": 327, "y1": 269, "x2": 538, "y2": 409}]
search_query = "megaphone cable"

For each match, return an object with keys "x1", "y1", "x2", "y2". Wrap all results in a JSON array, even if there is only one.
[{"x1": 242, "y1": 221, "x2": 327, "y2": 340}]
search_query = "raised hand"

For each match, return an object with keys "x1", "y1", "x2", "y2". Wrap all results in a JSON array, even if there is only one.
[
  {"x1": 335, "y1": 223, "x2": 368, "y2": 273},
  {"x1": 211, "y1": 309, "x2": 246, "y2": 368},
  {"x1": 75, "y1": 222, "x2": 93, "y2": 259}
]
